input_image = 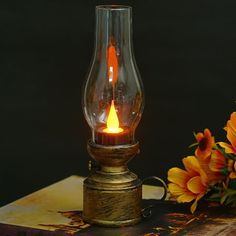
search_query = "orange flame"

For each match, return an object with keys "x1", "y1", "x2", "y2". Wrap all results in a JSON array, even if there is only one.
[{"x1": 103, "y1": 100, "x2": 123, "y2": 133}]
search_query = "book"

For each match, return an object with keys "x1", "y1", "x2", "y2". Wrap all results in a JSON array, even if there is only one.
[{"x1": 0, "y1": 175, "x2": 235, "y2": 235}]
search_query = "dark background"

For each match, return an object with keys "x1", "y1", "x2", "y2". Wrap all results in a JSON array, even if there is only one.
[{"x1": 1, "y1": 0, "x2": 236, "y2": 206}]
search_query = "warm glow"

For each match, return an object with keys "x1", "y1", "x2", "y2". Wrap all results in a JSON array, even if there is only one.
[
  {"x1": 107, "y1": 46, "x2": 118, "y2": 85},
  {"x1": 103, "y1": 100, "x2": 123, "y2": 133}
]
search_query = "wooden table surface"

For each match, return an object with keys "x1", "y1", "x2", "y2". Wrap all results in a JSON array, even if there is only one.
[{"x1": 0, "y1": 175, "x2": 235, "y2": 235}]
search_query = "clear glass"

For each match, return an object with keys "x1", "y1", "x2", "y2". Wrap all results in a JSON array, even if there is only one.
[{"x1": 83, "y1": 5, "x2": 144, "y2": 145}]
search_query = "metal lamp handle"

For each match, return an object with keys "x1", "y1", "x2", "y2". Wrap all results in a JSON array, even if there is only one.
[{"x1": 141, "y1": 176, "x2": 168, "y2": 219}]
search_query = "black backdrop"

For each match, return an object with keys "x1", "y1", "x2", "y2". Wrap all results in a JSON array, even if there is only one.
[{"x1": 1, "y1": 0, "x2": 236, "y2": 206}]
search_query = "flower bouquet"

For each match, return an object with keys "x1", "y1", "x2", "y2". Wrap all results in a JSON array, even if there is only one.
[{"x1": 168, "y1": 112, "x2": 236, "y2": 213}]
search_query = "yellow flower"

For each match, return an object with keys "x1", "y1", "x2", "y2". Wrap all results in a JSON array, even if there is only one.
[
  {"x1": 168, "y1": 156, "x2": 208, "y2": 213},
  {"x1": 195, "y1": 129, "x2": 215, "y2": 160},
  {"x1": 219, "y1": 112, "x2": 236, "y2": 155}
]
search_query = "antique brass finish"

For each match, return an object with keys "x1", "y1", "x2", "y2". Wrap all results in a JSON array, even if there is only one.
[{"x1": 83, "y1": 140, "x2": 142, "y2": 227}]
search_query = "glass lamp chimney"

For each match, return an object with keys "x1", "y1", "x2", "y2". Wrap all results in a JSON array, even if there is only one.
[{"x1": 83, "y1": 5, "x2": 144, "y2": 145}]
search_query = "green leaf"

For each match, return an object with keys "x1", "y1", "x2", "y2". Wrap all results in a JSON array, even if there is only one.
[
  {"x1": 225, "y1": 195, "x2": 236, "y2": 205},
  {"x1": 220, "y1": 193, "x2": 228, "y2": 204},
  {"x1": 188, "y1": 142, "x2": 198, "y2": 149},
  {"x1": 221, "y1": 167, "x2": 230, "y2": 176},
  {"x1": 227, "y1": 154, "x2": 236, "y2": 160},
  {"x1": 229, "y1": 179, "x2": 236, "y2": 189},
  {"x1": 220, "y1": 188, "x2": 236, "y2": 206},
  {"x1": 208, "y1": 193, "x2": 221, "y2": 199},
  {"x1": 205, "y1": 187, "x2": 222, "y2": 202}
]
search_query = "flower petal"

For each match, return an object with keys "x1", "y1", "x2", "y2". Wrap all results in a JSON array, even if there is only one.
[
  {"x1": 177, "y1": 193, "x2": 195, "y2": 203},
  {"x1": 187, "y1": 176, "x2": 206, "y2": 194},
  {"x1": 195, "y1": 132, "x2": 204, "y2": 142},
  {"x1": 198, "y1": 154, "x2": 223, "y2": 184},
  {"x1": 183, "y1": 156, "x2": 201, "y2": 175},
  {"x1": 168, "y1": 167, "x2": 190, "y2": 188},
  {"x1": 210, "y1": 150, "x2": 226, "y2": 171},
  {"x1": 227, "y1": 127, "x2": 236, "y2": 151},
  {"x1": 195, "y1": 148, "x2": 211, "y2": 160},
  {"x1": 218, "y1": 142, "x2": 236, "y2": 154},
  {"x1": 190, "y1": 193, "x2": 205, "y2": 213},
  {"x1": 229, "y1": 112, "x2": 236, "y2": 132},
  {"x1": 227, "y1": 121, "x2": 236, "y2": 136},
  {"x1": 168, "y1": 183, "x2": 185, "y2": 196},
  {"x1": 183, "y1": 156, "x2": 209, "y2": 185},
  {"x1": 229, "y1": 172, "x2": 236, "y2": 179}
]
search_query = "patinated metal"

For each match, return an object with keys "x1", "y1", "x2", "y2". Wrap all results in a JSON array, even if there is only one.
[{"x1": 83, "y1": 140, "x2": 142, "y2": 227}]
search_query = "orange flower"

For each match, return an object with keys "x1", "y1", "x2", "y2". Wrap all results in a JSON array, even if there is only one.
[
  {"x1": 209, "y1": 150, "x2": 227, "y2": 173},
  {"x1": 195, "y1": 129, "x2": 215, "y2": 160},
  {"x1": 228, "y1": 160, "x2": 236, "y2": 179},
  {"x1": 168, "y1": 156, "x2": 208, "y2": 213},
  {"x1": 198, "y1": 150, "x2": 225, "y2": 184},
  {"x1": 219, "y1": 112, "x2": 236, "y2": 155},
  {"x1": 209, "y1": 150, "x2": 236, "y2": 179}
]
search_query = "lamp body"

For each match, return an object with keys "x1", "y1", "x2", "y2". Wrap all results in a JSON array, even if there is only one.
[
  {"x1": 82, "y1": 5, "x2": 144, "y2": 227},
  {"x1": 83, "y1": 141, "x2": 142, "y2": 226}
]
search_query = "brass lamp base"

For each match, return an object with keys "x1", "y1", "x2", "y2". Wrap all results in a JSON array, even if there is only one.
[{"x1": 83, "y1": 141, "x2": 142, "y2": 227}]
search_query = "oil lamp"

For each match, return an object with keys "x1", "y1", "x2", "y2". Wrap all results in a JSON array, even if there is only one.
[{"x1": 82, "y1": 5, "x2": 145, "y2": 227}]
